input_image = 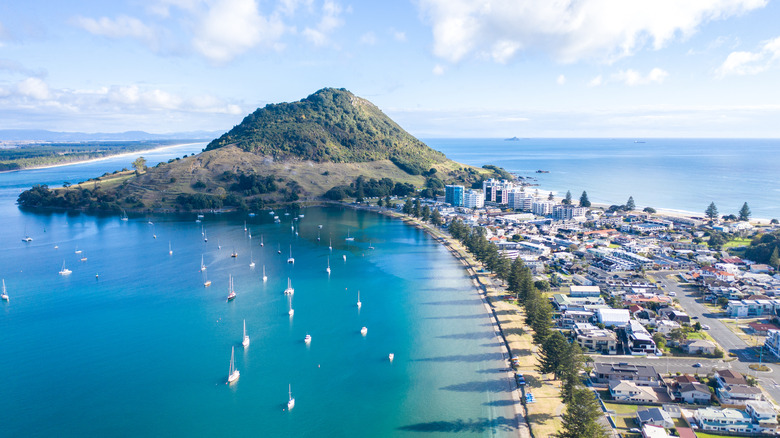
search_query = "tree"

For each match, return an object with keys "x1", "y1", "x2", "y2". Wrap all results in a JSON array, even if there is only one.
[
  {"x1": 558, "y1": 386, "x2": 608, "y2": 438},
  {"x1": 548, "y1": 192, "x2": 554, "y2": 201},
  {"x1": 769, "y1": 247, "x2": 780, "y2": 270},
  {"x1": 771, "y1": 218, "x2": 779, "y2": 224},
  {"x1": 703, "y1": 202, "x2": 719, "y2": 221},
  {"x1": 131, "y1": 156, "x2": 147, "y2": 174},
  {"x1": 402, "y1": 198, "x2": 413, "y2": 215},
  {"x1": 384, "y1": 195, "x2": 392, "y2": 207},
  {"x1": 625, "y1": 196, "x2": 635, "y2": 211},
  {"x1": 739, "y1": 202, "x2": 751, "y2": 221},
  {"x1": 643, "y1": 207, "x2": 656, "y2": 214},
  {"x1": 562, "y1": 190, "x2": 572, "y2": 205},
  {"x1": 430, "y1": 209, "x2": 442, "y2": 226},
  {"x1": 421, "y1": 205, "x2": 431, "y2": 222},
  {"x1": 413, "y1": 198, "x2": 421, "y2": 218},
  {"x1": 537, "y1": 331, "x2": 569, "y2": 377},
  {"x1": 376, "y1": 198, "x2": 383, "y2": 207},
  {"x1": 579, "y1": 191, "x2": 591, "y2": 207}
]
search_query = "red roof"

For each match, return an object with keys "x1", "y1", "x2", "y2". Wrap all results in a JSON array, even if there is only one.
[
  {"x1": 748, "y1": 322, "x2": 780, "y2": 332},
  {"x1": 676, "y1": 427, "x2": 697, "y2": 438},
  {"x1": 721, "y1": 257, "x2": 743, "y2": 264}
]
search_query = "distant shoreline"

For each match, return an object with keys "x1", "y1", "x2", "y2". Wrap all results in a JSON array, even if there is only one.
[{"x1": 0, "y1": 142, "x2": 204, "y2": 174}]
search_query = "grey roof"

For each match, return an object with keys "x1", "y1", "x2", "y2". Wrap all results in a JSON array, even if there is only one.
[
  {"x1": 637, "y1": 407, "x2": 672, "y2": 423},
  {"x1": 594, "y1": 362, "x2": 659, "y2": 378},
  {"x1": 723, "y1": 384, "x2": 762, "y2": 395},
  {"x1": 679, "y1": 382, "x2": 710, "y2": 394}
]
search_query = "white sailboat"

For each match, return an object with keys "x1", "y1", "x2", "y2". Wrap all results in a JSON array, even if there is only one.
[
  {"x1": 287, "y1": 384, "x2": 295, "y2": 410},
  {"x1": 388, "y1": 353, "x2": 395, "y2": 362},
  {"x1": 227, "y1": 346, "x2": 240, "y2": 384},
  {"x1": 260, "y1": 235, "x2": 264, "y2": 247},
  {"x1": 287, "y1": 245, "x2": 294, "y2": 264},
  {"x1": 75, "y1": 246, "x2": 82, "y2": 254},
  {"x1": 203, "y1": 229, "x2": 208, "y2": 242},
  {"x1": 357, "y1": 290, "x2": 362, "y2": 309},
  {"x1": 59, "y1": 261, "x2": 72, "y2": 276},
  {"x1": 345, "y1": 229, "x2": 354, "y2": 241},
  {"x1": 80, "y1": 252, "x2": 88, "y2": 262},
  {"x1": 231, "y1": 247, "x2": 238, "y2": 258},
  {"x1": 342, "y1": 254, "x2": 346, "y2": 262},
  {"x1": 304, "y1": 334, "x2": 311, "y2": 344},
  {"x1": 227, "y1": 275, "x2": 236, "y2": 301},
  {"x1": 329, "y1": 238, "x2": 332, "y2": 251},
  {"x1": 168, "y1": 241, "x2": 173, "y2": 255},
  {"x1": 121, "y1": 210, "x2": 129, "y2": 221},
  {"x1": 284, "y1": 278, "x2": 294, "y2": 295},
  {"x1": 277, "y1": 243, "x2": 282, "y2": 254},
  {"x1": 249, "y1": 249, "x2": 255, "y2": 268},
  {"x1": 200, "y1": 255, "x2": 207, "y2": 272},
  {"x1": 262, "y1": 265, "x2": 268, "y2": 282},
  {"x1": 242, "y1": 320, "x2": 250, "y2": 348},
  {"x1": 244, "y1": 221, "x2": 247, "y2": 232},
  {"x1": 1, "y1": 279, "x2": 9, "y2": 302},
  {"x1": 22, "y1": 226, "x2": 32, "y2": 242},
  {"x1": 288, "y1": 296, "x2": 294, "y2": 317},
  {"x1": 361, "y1": 326, "x2": 367, "y2": 336},
  {"x1": 368, "y1": 241, "x2": 374, "y2": 250},
  {"x1": 326, "y1": 257, "x2": 331, "y2": 274}
]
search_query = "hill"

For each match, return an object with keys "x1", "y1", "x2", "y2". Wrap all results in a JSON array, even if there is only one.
[{"x1": 18, "y1": 88, "x2": 507, "y2": 212}]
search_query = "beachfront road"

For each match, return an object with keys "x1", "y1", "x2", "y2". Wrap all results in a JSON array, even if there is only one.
[{"x1": 590, "y1": 271, "x2": 780, "y2": 404}]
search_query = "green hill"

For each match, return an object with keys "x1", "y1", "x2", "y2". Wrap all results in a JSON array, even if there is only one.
[{"x1": 206, "y1": 88, "x2": 445, "y2": 175}]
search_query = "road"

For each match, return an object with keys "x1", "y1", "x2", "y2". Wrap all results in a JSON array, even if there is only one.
[{"x1": 594, "y1": 271, "x2": 780, "y2": 403}]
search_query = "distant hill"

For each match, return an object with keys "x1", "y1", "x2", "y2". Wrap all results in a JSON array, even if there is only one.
[
  {"x1": 206, "y1": 88, "x2": 446, "y2": 175},
  {"x1": 0, "y1": 129, "x2": 221, "y2": 142},
  {"x1": 18, "y1": 88, "x2": 507, "y2": 212}
]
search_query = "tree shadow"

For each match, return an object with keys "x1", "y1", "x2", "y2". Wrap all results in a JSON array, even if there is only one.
[
  {"x1": 440, "y1": 379, "x2": 509, "y2": 393},
  {"x1": 527, "y1": 412, "x2": 554, "y2": 423},
  {"x1": 523, "y1": 374, "x2": 544, "y2": 389},
  {"x1": 514, "y1": 348, "x2": 533, "y2": 357},
  {"x1": 483, "y1": 399, "x2": 521, "y2": 407},
  {"x1": 502, "y1": 327, "x2": 526, "y2": 337},
  {"x1": 476, "y1": 367, "x2": 512, "y2": 374},
  {"x1": 421, "y1": 298, "x2": 482, "y2": 305},
  {"x1": 438, "y1": 332, "x2": 496, "y2": 340},
  {"x1": 397, "y1": 416, "x2": 518, "y2": 433}
]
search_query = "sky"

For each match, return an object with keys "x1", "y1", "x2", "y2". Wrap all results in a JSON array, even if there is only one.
[{"x1": 1, "y1": 0, "x2": 780, "y2": 138}]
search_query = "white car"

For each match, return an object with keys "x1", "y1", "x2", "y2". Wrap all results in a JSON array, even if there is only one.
[
  {"x1": 702, "y1": 324, "x2": 711, "y2": 330},
  {"x1": 668, "y1": 291, "x2": 676, "y2": 297}
]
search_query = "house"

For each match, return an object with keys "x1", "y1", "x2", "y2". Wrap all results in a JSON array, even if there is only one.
[
  {"x1": 596, "y1": 308, "x2": 631, "y2": 328},
  {"x1": 592, "y1": 363, "x2": 661, "y2": 386},
  {"x1": 574, "y1": 323, "x2": 617, "y2": 354},
  {"x1": 626, "y1": 320, "x2": 657, "y2": 355},
  {"x1": 636, "y1": 407, "x2": 674, "y2": 429},
  {"x1": 640, "y1": 425, "x2": 672, "y2": 438},
  {"x1": 695, "y1": 407, "x2": 753, "y2": 433},
  {"x1": 716, "y1": 384, "x2": 763, "y2": 406},
  {"x1": 655, "y1": 319, "x2": 680, "y2": 335},
  {"x1": 558, "y1": 310, "x2": 595, "y2": 328},
  {"x1": 569, "y1": 285, "x2": 601, "y2": 297},
  {"x1": 680, "y1": 339, "x2": 717, "y2": 355},
  {"x1": 745, "y1": 400, "x2": 778, "y2": 434},
  {"x1": 610, "y1": 380, "x2": 658, "y2": 403},
  {"x1": 747, "y1": 321, "x2": 780, "y2": 336},
  {"x1": 668, "y1": 311, "x2": 690, "y2": 325},
  {"x1": 714, "y1": 369, "x2": 748, "y2": 387},
  {"x1": 675, "y1": 382, "x2": 712, "y2": 404}
]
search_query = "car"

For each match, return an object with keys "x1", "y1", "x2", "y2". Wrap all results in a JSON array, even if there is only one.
[
  {"x1": 629, "y1": 428, "x2": 642, "y2": 433},
  {"x1": 668, "y1": 291, "x2": 676, "y2": 297},
  {"x1": 702, "y1": 324, "x2": 711, "y2": 330},
  {"x1": 693, "y1": 363, "x2": 703, "y2": 368},
  {"x1": 692, "y1": 316, "x2": 699, "y2": 319},
  {"x1": 516, "y1": 375, "x2": 526, "y2": 386}
]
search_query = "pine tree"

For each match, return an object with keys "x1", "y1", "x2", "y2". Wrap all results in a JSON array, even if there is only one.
[
  {"x1": 402, "y1": 198, "x2": 413, "y2": 215},
  {"x1": 537, "y1": 331, "x2": 569, "y2": 376},
  {"x1": 705, "y1": 202, "x2": 719, "y2": 221},
  {"x1": 507, "y1": 257, "x2": 526, "y2": 296},
  {"x1": 769, "y1": 247, "x2": 780, "y2": 270},
  {"x1": 579, "y1": 191, "x2": 591, "y2": 207},
  {"x1": 625, "y1": 196, "x2": 635, "y2": 211},
  {"x1": 413, "y1": 198, "x2": 421, "y2": 217},
  {"x1": 563, "y1": 190, "x2": 572, "y2": 205},
  {"x1": 421, "y1": 205, "x2": 431, "y2": 222},
  {"x1": 430, "y1": 209, "x2": 442, "y2": 226},
  {"x1": 548, "y1": 192, "x2": 554, "y2": 200},
  {"x1": 739, "y1": 202, "x2": 751, "y2": 221},
  {"x1": 559, "y1": 387, "x2": 608, "y2": 438}
]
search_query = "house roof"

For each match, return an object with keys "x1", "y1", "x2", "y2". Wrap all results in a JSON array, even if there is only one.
[
  {"x1": 595, "y1": 362, "x2": 659, "y2": 378},
  {"x1": 679, "y1": 382, "x2": 710, "y2": 394},
  {"x1": 715, "y1": 369, "x2": 747, "y2": 385},
  {"x1": 676, "y1": 427, "x2": 697, "y2": 438},
  {"x1": 676, "y1": 374, "x2": 698, "y2": 384},
  {"x1": 748, "y1": 321, "x2": 780, "y2": 331},
  {"x1": 682, "y1": 339, "x2": 716, "y2": 349},
  {"x1": 641, "y1": 425, "x2": 672, "y2": 438},
  {"x1": 637, "y1": 407, "x2": 672, "y2": 423},
  {"x1": 723, "y1": 384, "x2": 762, "y2": 395}
]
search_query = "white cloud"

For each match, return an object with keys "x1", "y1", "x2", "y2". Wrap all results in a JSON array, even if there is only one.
[
  {"x1": 73, "y1": 15, "x2": 159, "y2": 48},
  {"x1": 717, "y1": 36, "x2": 780, "y2": 77},
  {"x1": 16, "y1": 77, "x2": 50, "y2": 100},
  {"x1": 432, "y1": 64, "x2": 445, "y2": 75},
  {"x1": 193, "y1": 0, "x2": 287, "y2": 63},
  {"x1": 588, "y1": 75, "x2": 603, "y2": 87},
  {"x1": 302, "y1": 0, "x2": 344, "y2": 46},
  {"x1": 416, "y1": 0, "x2": 767, "y2": 64},
  {"x1": 611, "y1": 67, "x2": 669, "y2": 85},
  {"x1": 359, "y1": 32, "x2": 376, "y2": 45},
  {"x1": 392, "y1": 29, "x2": 406, "y2": 42},
  {"x1": 556, "y1": 74, "x2": 566, "y2": 85}
]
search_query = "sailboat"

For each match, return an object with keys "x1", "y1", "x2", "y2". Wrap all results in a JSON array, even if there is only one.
[
  {"x1": 287, "y1": 384, "x2": 295, "y2": 410},
  {"x1": 168, "y1": 241, "x2": 173, "y2": 255},
  {"x1": 80, "y1": 252, "x2": 88, "y2": 262},
  {"x1": 203, "y1": 229, "x2": 208, "y2": 242},
  {"x1": 249, "y1": 249, "x2": 255, "y2": 268},
  {"x1": 345, "y1": 229, "x2": 354, "y2": 241},
  {"x1": 200, "y1": 255, "x2": 207, "y2": 272},
  {"x1": 388, "y1": 353, "x2": 394, "y2": 362},
  {"x1": 357, "y1": 290, "x2": 362, "y2": 309},
  {"x1": 342, "y1": 255, "x2": 347, "y2": 262},
  {"x1": 120, "y1": 210, "x2": 128, "y2": 221},
  {"x1": 368, "y1": 241, "x2": 374, "y2": 250},
  {"x1": 260, "y1": 235, "x2": 264, "y2": 247},
  {"x1": 317, "y1": 230, "x2": 321, "y2": 241},
  {"x1": 75, "y1": 246, "x2": 82, "y2": 254},
  {"x1": 287, "y1": 245, "x2": 294, "y2": 264},
  {"x1": 277, "y1": 243, "x2": 282, "y2": 255},
  {"x1": 328, "y1": 238, "x2": 332, "y2": 251},
  {"x1": 1, "y1": 279, "x2": 8, "y2": 302},
  {"x1": 262, "y1": 265, "x2": 268, "y2": 282},
  {"x1": 288, "y1": 296, "x2": 294, "y2": 317},
  {"x1": 227, "y1": 346, "x2": 240, "y2": 384},
  {"x1": 326, "y1": 257, "x2": 331, "y2": 274},
  {"x1": 227, "y1": 275, "x2": 236, "y2": 301},
  {"x1": 231, "y1": 247, "x2": 238, "y2": 258},
  {"x1": 242, "y1": 320, "x2": 250, "y2": 348},
  {"x1": 243, "y1": 221, "x2": 247, "y2": 232},
  {"x1": 361, "y1": 326, "x2": 367, "y2": 336},
  {"x1": 203, "y1": 275, "x2": 211, "y2": 288},
  {"x1": 59, "y1": 260, "x2": 72, "y2": 276},
  {"x1": 304, "y1": 334, "x2": 311, "y2": 344},
  {"x1": 22, "y1": 226, "x2": 32, "y2": 242},
  {"x1": 284, "y1": 278, "x2": 294, "y2": 295}
]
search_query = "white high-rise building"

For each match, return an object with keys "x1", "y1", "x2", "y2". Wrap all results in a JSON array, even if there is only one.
[
  {"x1": 463, "y1": 189, "x2": 485, "y2": 209},
  {"x1": 532, "y1": 200, "x2": 555, "y2": 216}
]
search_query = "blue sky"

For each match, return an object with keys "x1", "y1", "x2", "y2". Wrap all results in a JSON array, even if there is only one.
[{"x1": 1, "y1": 0, "x2": 779, "y2": 137}]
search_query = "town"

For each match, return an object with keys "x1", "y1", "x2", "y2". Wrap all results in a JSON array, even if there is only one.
[{"x1": 377, "y1": 177, "x2": 780, "y2": 438}]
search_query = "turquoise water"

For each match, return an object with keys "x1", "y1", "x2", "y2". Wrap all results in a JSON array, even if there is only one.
[
  {"x1": 426, "y1": 138, "x2": 780, "y2": 219},
  {"x1": 0, "y1": 146, "x2": 518, "y2": 437}
]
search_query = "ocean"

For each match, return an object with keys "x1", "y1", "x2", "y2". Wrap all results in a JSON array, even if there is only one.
[
  {"x1": 425, "y1": 138, "x2": 780, "y2": 219},
  {"x1": 0, "y1": 143, "x2": 518, "y2": 437}
]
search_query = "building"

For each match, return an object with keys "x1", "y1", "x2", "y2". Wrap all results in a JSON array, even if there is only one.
[
  {"x1": 445, "y1": 185, "x2": 464, "y2": 207},
  {"x1": 636, "y1": 407, "x2": 674, "y2": 429},
  {"x1": 463, "y1": 189, "x2": 484, "y2": 209},
  {"x1": 745, "y1": 400, "x2": 778, "y2": 434},
  {"x1": 680, "y1": 339, "x2": 717, "y2": 355},
  {"x1": 592, "y1": 363, "x2": 661, "y2": 386},
  {"x1": 558, "y1": 310, "x2": 595, "y2": 328},
  {"x1": 716, "y1": 384, "x2": 763, "y2": 406},
  {"x1": 695, "y1": 407, "x2": 754, "y2": 433},
  {"x1": 569, "y1": 285, "x2": 601, "y2": 297},
  {"x1": 574, "y1": 323, "x2": 618, "y2": 354},
  {"x1": 482, "y1": 179, "x2": 513, "y2": 205},
  {"x1": 641, "y1": 425, "x2": 673, "y2": 438},
  {"x1": 714, "y1": 370, "x2": 748, "y2": 387},
  {"x1": 552, "y1": 205, "x2": 588, "y2": 220},
  {"x1": 531, "y1": 200, "x2": 555, "y2": 216},
  {"x1": 764, "y1": 329, "x2": 780, "y2": 357},
  {"x1": 669, "y1": 381, "x2": 711, "y2": 404},
  {"x1": 626, "y1": 320, "x2": 657, "y2": 355},
  {"x1": 610, "y1": 380, "x2": 659, "y2": 403},
  {"x1": 596, "y1": 308, "x2": 631, "y2": 328}
]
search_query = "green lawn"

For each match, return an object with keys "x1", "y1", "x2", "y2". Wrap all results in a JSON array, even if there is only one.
[
  {"x1": 723, "y1": 237, "x2": 752, "y2": 249},
  {"x1": 603, "y1": 403, "x2": 649, "y2": 415}
]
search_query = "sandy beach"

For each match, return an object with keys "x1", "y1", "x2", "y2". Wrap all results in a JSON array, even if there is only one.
[{"x1": 2, "y1": 142, "x2": 205, "y2": 173}]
